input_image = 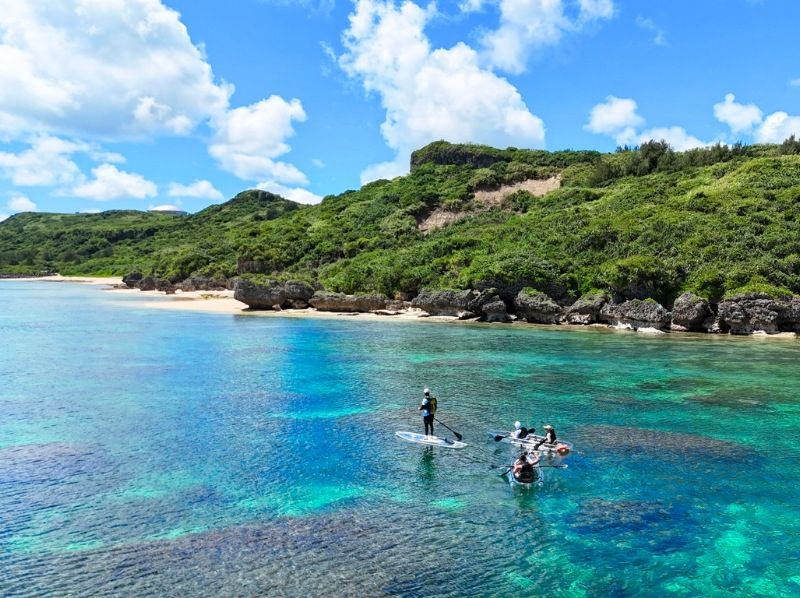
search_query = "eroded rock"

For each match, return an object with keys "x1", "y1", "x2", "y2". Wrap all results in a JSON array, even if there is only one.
[
  {"x1": 599, "y1": 299, "x2": 671, "y2": 331},
  {"x1": 564, "y1": 292, "x2": 610, "y2": 325},
  {"x1": 309, "y1": 292, "x2": 388, "y2": 312},
  {"x1": 514, "y1": 289, "x2": 563, "y2": 324},
  {"x1": 670, "y1": 292, "x2": 711, "y2": 332}
]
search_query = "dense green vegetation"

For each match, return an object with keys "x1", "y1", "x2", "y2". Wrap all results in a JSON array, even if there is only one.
[{"x1": 2, "y1": 138, "x2": 800, "y2": 304}]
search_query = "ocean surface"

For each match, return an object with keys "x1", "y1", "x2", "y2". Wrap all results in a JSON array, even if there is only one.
[{"x1": 1, "y1": 281, "x2": 799, "y2": 597}]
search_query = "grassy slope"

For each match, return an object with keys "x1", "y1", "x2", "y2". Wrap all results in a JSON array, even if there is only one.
[{"x1": 1, "y1": 141, "x2": 799, "y2": 303}]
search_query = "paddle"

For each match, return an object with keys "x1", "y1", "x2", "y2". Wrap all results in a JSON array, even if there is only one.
[
  {"x1": 491, "y1": 463, "x2": 568, "y2": 471},
  {"x1": 434, "y1": 417, "x2": 463, "y2": 441}
]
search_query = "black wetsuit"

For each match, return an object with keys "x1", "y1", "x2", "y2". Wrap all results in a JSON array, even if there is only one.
[{"x1": 419, "y1": 398, "x2": 434, "y2": 435}]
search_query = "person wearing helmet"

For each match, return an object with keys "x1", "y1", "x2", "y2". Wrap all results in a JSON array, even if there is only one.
[
  {"x1": 510, "y1": 421, "x2": 532, "y2": 439},
  {"x1": 418, "y1": 388, "x2": 437, "y2": 436}
]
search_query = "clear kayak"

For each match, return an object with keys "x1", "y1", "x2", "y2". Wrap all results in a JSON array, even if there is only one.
[
  {"x1": 395, "y1": 431, "x2": 467, "y2": 449},
  {"x1": 506, "y1": 468, "x2": 539, "y2": 488},
  {"x1": 488, "y1": 430, "x2": 573, "y2": 455}
]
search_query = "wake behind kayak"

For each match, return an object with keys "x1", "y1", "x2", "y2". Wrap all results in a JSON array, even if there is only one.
[{"x1": 395, "y1": 431, "x2": 468, "y2": 449}]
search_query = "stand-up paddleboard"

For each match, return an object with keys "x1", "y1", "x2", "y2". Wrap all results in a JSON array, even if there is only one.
[{"x1": 395, "y1": 431, "x2": 467, "y2": 449}]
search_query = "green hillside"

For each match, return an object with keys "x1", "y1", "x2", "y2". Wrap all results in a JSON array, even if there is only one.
[{"x1": 2, "y1": 138, "x2": 800, "y2": 304}]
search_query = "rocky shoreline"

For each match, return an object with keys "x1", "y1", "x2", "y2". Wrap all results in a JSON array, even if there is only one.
[{"x1": 115, "y1": 273, "x2": 800, "y2": 337}]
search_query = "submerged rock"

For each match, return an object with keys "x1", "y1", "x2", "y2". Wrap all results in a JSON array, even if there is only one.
[
  {"x1": 670, "y1": 292, "x2": 711, "y2": 332},
  {"x1": 600, "y1": 299, "x2": 671, "y2": 331},
  {"x1": 514, "y1": 289, "x2": 562, "y2": 324},
  {"x1": 309, "y1": 292, "x2": 388, "y2": 312},
  {"x1": 564, "y1": 292, "x2": 610, "y2": 325}
]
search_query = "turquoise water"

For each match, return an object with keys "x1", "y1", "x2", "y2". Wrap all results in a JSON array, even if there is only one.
[{"x1": 1, "y1": 281, "x2": 799, "y2": 597}]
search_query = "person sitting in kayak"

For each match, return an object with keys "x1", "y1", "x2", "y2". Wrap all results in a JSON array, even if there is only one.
[
  {"x1": 510, "y1": 421, "x2": 528, "y2": 439},
  {"x1": 419, "y1": 387, "x2": 437, "y2": 436},
  {"x1": 535, "y1": 424, "x2": 557, "y2": 449},
  {"x1": 544, "y1": 424, "x2": 556, "y2": 443},
  {"x1": 512, "y1": 452, "x2": 535, "y2": 481}
]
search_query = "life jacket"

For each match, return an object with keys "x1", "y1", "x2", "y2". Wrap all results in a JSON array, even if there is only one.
[
  {"x1": 518, "y1": 426, "x2": 528, "y2": 439},
  {"x1": 428, "y1": 396, "x2": 437, "y2": 415}
]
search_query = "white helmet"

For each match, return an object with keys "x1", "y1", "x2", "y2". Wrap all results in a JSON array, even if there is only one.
[
  {"x1": 423, "y1": 388, "x2": 430, "y2": 395},
  {"x1": 514, "y1": 421, "x2": 521, "y2": 429}
]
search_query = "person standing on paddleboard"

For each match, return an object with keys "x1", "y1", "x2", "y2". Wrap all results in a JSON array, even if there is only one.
[{"x1": 419, "y1": 388, "x2": 437, "y2": 436}]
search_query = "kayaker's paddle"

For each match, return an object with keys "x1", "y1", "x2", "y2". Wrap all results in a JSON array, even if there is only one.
[
  {"x1": 491, "y1": 463, "x2": 568, "y2": 470},
  {"x1": 434, "y1": 417, "x2": 463, "y2": 441}
]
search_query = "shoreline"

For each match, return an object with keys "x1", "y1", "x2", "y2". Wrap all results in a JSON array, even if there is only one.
[{"x1": 3, "y1": 276, "x2": 798, "y2": 340}]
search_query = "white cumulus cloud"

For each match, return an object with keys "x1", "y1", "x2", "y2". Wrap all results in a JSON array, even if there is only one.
[
  {"x1": 340, "y1": 0, "x2": 545, "y2": 183},
  {"x1": 168, "y1": 180, "x2": 223, "y2": 200},
  {"x1": 0, "y1": 136, "x2": 85, "y2": 186},
  {"x1": 586, "y1": 96, "x2": 709, "y2": 150},
  {"x1": 0, "y1": 0, "x2": 231, "y2": 140},
  {"x1": 756, "y1": 111, "x2": 800, "y2": 143},
  {"x1": 713, "y1": 93, "x2": 800, "y2": 143},
  {"x1": 585, "y1": 96, "x2": 644, "y2": 144},
  {"x1": 71, "y1": 164, "x2": 157, "y2": 201},
  {"x1": 7, "y1": 194, "x2": 37, "y2": 212},
  {"x1": 209, "y1": 96, "x2": 308, "y2": 184},
  {"x1": 0, "y1": 1, "x2": 316, "y2": 202},
  {"x1": 713, "y1": 94, "x2": 762, "y2": 134},
  {"x1": 479, "y1": 0, "x2": 615, "y2": 74}
]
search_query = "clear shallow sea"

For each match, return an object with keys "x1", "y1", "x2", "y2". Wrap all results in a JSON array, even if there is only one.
[{"x1": 1, "y1": 282, "x2": 799, "y2": 597}]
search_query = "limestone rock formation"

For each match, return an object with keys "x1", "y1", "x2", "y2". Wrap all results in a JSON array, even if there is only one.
[
  {"x1": 670, "y1": 292, "x2": 711, "y2": 332},
  {"x1": 122, "y1": 272, "x2": 143, "y2": 289},
  {"x1": 600, "y1": 299, "x2": 671, "y2": 330},
  {"x1": 234, "y1": 279, "x2": 286, "y2": 309},
  {"x1": 308, "y1": 292, "x2": 388, "y2": 312},
  {"x1": 411, "y1": 289, "x2": 474, "y2": 316},
  {"x1": 564, "y1": 292, "x2": 610, "y2": 325},
  {"x1": 514, "y1": 289, "x2": 563, "y2": 324},
  {"x1": 717, "y1": 294, "x2": 785, "y2": 334}
]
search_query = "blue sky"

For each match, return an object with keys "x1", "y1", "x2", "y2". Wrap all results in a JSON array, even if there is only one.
[{"x1": 0, "y1": 0, "x2": 798, "y2": 219}]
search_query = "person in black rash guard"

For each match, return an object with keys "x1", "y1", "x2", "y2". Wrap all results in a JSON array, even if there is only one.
[
  {"x1": 512, "y1": 452, "x2": 535, "y2": 482},
  {"x1": 419, "y1": 387, "x2": 436, "y2": 436},
  {"x1": 544, "y1": 424, "x2": 557, "y2": 443},
  {"x1": 534, "y1": 424, "x2": 557, "y2": 450}
]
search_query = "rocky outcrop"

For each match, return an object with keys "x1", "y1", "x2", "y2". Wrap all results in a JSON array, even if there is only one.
[
  {"x1": 233, "y1": 279, "x2": 318, "y2": 310},
  {"x1": 410, "y1": 288, "x2": 510, "y2": 321},
  {"x1": 716, "y1": 293, "x2": 800, "y2": 334},
  {"x1": 180, "y1": 277, "x2": 231, "y2": 292},
  {"x1": 670, "y1": 292, "x2": 711, "y2": 332},
  {"x1": 411, "y1": 289, "x2": 474, "y2": 316},
  {"x1": 482, "y1": 299, "x2": 510, "y2": 323},
  {"x1": 514, "y1": 289, "x2": 563, "y2": 324},
  {"x1": 600, "y1": 299, "x2": 671, "y2": 331},
  {"x1": 309, "y1": 292, "x2": 388, "y2": 312},
  {"x1": 778, "y1": 298, "x2": 800, "y2": 332},
  {"x1": 234, "y1": 279, "x2": 286, "y2": 309},
  {"x1": 155, "y1": 279, "x2": 176, "y2": 294},
  {"x1": 137, "y1": 276, "x2": 157, "y2": 291},
  {"x1": 564, "y1": 292, "x2": 609, "y2": 325},
  {"x1": 122, "y1": 272, "x2": 143, "y2": 289}
]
